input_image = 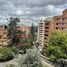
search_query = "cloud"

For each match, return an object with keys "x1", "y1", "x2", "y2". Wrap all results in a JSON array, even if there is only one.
[
  {"x1": 25, "y1": 11, "x2": 31, "y2": 14},
  {"x1": 0, "y1": 0, "x2": 66, "y2": 25},
  {"x1": 16, "y1": 10, "x2": 24, "y2": 15}
]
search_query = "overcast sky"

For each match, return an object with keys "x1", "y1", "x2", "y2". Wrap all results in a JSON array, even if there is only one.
[{"x1": 0, "y1": 0, "x2": 67, "y2": 25}]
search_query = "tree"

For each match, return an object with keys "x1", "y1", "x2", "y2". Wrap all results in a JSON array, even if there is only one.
[
  {"x1": 7, "y1": 17, "x2": 20, "y2": 46},
  {"x1": 4, "y1": 25, "x2": 8, "y2": 29},
  {"x1": 30, "y1": 23, "x2": 35, "y2": 39},
  {"x1": 30, "y1": 23, "x2": 35, "y2": 42},
  {"x1": 46, "y1": 32, "x2": 67, "y2": 62}
]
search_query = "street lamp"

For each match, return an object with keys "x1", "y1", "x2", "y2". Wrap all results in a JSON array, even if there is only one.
[{"x1": 60, "y1": 59, "x2": 65, "y2": 67}]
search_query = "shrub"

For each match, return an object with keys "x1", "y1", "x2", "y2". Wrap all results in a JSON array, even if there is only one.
[
  {"x1": 11, "y1": 47, "x2": 19, "y2": 54},
  {"x1": 0, "y1": 48, "x2": 14, "y2": 62},
  {"x1": 19, "y1": 44, "x2": 32, "y2": 50},
  {"x1": 22, "y1": 45, "x2": 32, "y2": 49}
]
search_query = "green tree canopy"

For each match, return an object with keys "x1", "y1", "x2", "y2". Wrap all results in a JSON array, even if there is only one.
[
  {"x1": 7, "y1": 17, "x2": 21, "y2": 46},
  {"x1": 46, "y1": 31, "x2": 67, "y2": 61},
  {"x1": 30, "y1": 23, "x2": 35, "y2": 41}
]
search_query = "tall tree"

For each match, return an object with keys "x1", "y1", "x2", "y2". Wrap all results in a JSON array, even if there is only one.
[
  {"x1": 7, "y1": 17, "x2": 20, "y2": 46},
  {"x1": 30, "y1": 23, "x2": 35, "y2": 42}
]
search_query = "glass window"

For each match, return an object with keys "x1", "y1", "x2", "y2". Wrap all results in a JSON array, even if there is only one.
[
  {"x1": 56, "y1": 22, "x2": 67, "y2": 26},
  {"x1": 45, "y1": 27, "x2": 49, "y2": 29},
  {"x1": 57, "y1": 18, "x2": 62, "y2": 20},
  {"x1": 45, "y1": 34, "x2": 48, "y2": 36},
  {"x1": 45, "y1": 23, "x2": 49, "y2": 25}
]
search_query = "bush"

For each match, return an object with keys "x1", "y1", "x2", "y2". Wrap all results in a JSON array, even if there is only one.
[
  {"x1": 11, "y1": 47, "x2": 19, "y2": 54},
  {"x1": 0, "y1": 48, "x2": 14, "y2": 62},
  {"x1": 19, "y1": 45, "x2": 32, "y2": 50},
  {"x1": 22, "y1": 45, "x2": 32, "y2": 49}
]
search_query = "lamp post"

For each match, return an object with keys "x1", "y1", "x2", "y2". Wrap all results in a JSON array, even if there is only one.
[{"x1": 60, "y1": 59, "x2": 65, "y2": 67}]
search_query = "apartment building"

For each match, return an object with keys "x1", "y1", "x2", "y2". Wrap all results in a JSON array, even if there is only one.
[
  {"x1": 37, "y1": 9, "x2": 67, "y2": 47},
  {"x1": 37, "y1": 17, "x2": 45, "y2": 48},
  {"x1": 44, "y1": 17, "x2": 52, "y2": 46},
  {"x1": 17, "y1": 25, "x2": 30, "y2": 32},
  {"x1": 37, "y1": 17, "x2": 52, "y2": 47},
  {"x1": 0, "y1": 25, "x2": 8, "y2": 46},
  {"x1": 52, "y1": 9, "x2": 67, "y2": 32},
  {"x1": 0, "y1": 25, "x2": 30, "y2": 46},
  {"x1": 17, "y1": 25, "x2": 30, "y2": 37}
]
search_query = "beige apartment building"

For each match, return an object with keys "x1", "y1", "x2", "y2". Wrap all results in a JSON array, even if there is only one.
[
  {"x1": 0, "y1": 25, "x2": 8, "y2": 46},
  {"x1": 37, "y1": 17, "x2": 45, "y2": 47},
  {"x1": 37, "y1": 17, "x2": 52, "y2": 48}
]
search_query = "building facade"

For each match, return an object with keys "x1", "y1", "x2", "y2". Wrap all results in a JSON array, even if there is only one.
[
  {"x1": 52, "y1": 9, "x2": 67, "y2": 32},
  {"x1": 0, "y1": 25, "x2": 8, "y2": 46},
  {"x1": 37, "y1": 9, "x2": 67, "y2": 47},
  {"x1": 17, "y1": 25, "x2": 30, "y2": 37},
  {"x1": 37, "y1": 17, "x2": 52, "y2": 47},
  {"x1": 37, "y1": 17, "x2": 45, "y2": 47},
  {"x1": 0, "y1": 25, "x2": 30, "y2": 46},
  {"x1": 44, "y1": 17, "x2": 52, "y2": 46}
]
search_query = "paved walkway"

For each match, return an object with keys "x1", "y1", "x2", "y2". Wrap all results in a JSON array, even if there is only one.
[{"x1": 40, "y1": 55, "x2": 55, "y2": 67}]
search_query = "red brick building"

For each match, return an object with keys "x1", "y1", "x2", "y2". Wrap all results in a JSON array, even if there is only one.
[
  {"x1": 52, "y1": 9, "x2": 67, "y2": 32},
  {"x1": 37, "y1": 9, "x2": 67, "y2": 47},
  {"x1": 0, "y1": 25, "x2": 30, "y2": 46}
]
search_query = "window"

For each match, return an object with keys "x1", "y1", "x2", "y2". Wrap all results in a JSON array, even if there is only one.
[
  {"x1": 56, "y1": 23, "x2": 61, "y2": 25},
  {"x1": 63, "y1": 28, "x2": 67, "y2": 30},
  {"x1": 4, "y1": 32, "x2": 7, "y2": 34},
  {"x1": 40, "y1": 33, "x2": 42, "y2": 35},
  {"x1": 62, "y1": 18, "x2": 65, "y2": 20},
  {"x1": 56, "y1": 27, "x2": 58, "y2": 29},
  {"x1": 63, "y1": 18, "x2": 67, "y2": 20},
  {"x1": 40, "y1": 30, "x2": 43, "y2": 31},
  {"x1": 40, "y1": 23, "x2": 43, "y2": 24},
  {"x1": 44, "y1": 37, "x2": 47, "y2": 40},
  {"x1": 57, "y1": 18, "x2": 59, "y2": 20},
  {"x1": 45, "y1": 27, "x2": 49, "y2": 29},
  {"x1": 3, "y1": 37, "x2": 7, "y2": 39},
  {"x1": 62, "y1": 23, "x2": 64, "y2": 25},
  {"x1": 40, "y1": 31, "x2": 43, "y2": 33},
  {"x1": 56, "y1": 27, "x2": 66, "y2": 30},
  {"x1": 40, "y1": 20, "x2": 42, "y2": 22},
  {"x1": 45, "y1": 30, "x2": 49, "y2": 32},
  {"x1": 61, "y1": 28, "x2": 64, "y2": 30},
  {"x1": 56, "y1": 27, "x2": 61, "y2": 30},
  {"x1": 45, "y1": 23, "x2": 49, "y2": 25},
  {"x1": 45, "y1": 34, "x2": 48, "y2": 36},
  {"x1": 57, "y1": 18, "x2": 62, "y2": 20},
  {"x1": 44, "y1": 20, "x2": 46, "y2": 22},
  {"x1": 56, "y1": 23, "x2": 58, "y2": 25},
  {"x1": 56, "y1": 22, "x2": 67, "y2": 26}
]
